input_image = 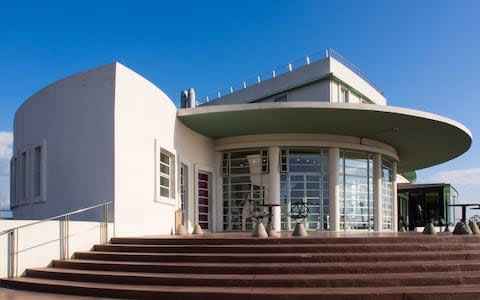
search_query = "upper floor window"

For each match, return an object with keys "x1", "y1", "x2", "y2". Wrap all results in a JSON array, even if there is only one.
[
  {"x1": 340, "y1": 87, "x2": 349, "y2": 103},
  {"x1": 274, "y1": 95, "x2": 287, "y2": 102},
  {"x1": 160, "y1": 150, "x2": 175, "y2": 199},
  {"x1": 33, "y1": 146, "x2": 42, "y2": 197}
]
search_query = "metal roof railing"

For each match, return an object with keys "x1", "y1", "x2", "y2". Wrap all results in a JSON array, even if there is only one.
[{"x1": 197, "y1": 48, "x2": 384, "y2": 106}]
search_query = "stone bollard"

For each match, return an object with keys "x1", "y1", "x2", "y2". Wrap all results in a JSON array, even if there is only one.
[
  {"x1": 192, "y1": 224, "x2": 204, "y2": 235},
  {"x1": 253, "y1": 223, "x2": 268, "y2": 238},
  {"x1": 292, "y1": 223, "x2": 308, "y2": 237},
  {"x1": 452, "y1": 222, "x2": 471, "y2": 235},
  {"x1": 469, "y1": 220, "x2": 480, "y2": 234},
  {"x1": 176, "y1": 224, "x2": 187, "y2": 235},
  {"x1": 422, "y1": 223, "x2": 436, "y2": 235}
]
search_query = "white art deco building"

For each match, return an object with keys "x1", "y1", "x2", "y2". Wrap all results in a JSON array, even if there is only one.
[{"x1": 9, "y1": 50, "x2": 471, "y2": 237}]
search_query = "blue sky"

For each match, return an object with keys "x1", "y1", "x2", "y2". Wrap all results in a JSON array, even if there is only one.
[{"x1": 0, "y1": 1, "x2": 479, "y2": 214}]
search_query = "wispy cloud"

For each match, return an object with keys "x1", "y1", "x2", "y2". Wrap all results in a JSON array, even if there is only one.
[
  {"x1": 0, "y1": 131, "x2": 12, "y2": 207},
  {"x1": 0, "y1": 131, "x2": 13, "y2": 176},
  {"x1": 428, "y1": 168, "x2": 480, "y2": 186}
]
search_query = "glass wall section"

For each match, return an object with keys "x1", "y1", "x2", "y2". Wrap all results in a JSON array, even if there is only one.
[
  {"x1": 339, "y1": 151, "x2": 374, "y2": 230},
  {"x1": 382, "y1": 159, "x2": 393, "y2": 231},
  {"x1": 280, "y1": 149, "x2": 329, "y2": 231},
  {"x1": 222, "y1": 149, "x2": 268, "y2": 231}
]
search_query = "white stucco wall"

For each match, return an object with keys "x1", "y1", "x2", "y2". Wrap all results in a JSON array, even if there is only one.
[
  {"x1": 12, "y1": 64, "x2": 116, "y2": 220},
  {"x1": 255, "y1": 80, "x2": 330, "y2": 103},
  {"x1": 114, "y1": 64, "x2": 216, "y2": 237},
  {"x1": 329, "y1": 57, "x2": 387, "y2": 105},
  {"x1": 203, "y1": 58, "x2": 331, "y2": 106},
  {"x1": 113, "y1": 64, "x2": 177, "y2": 237},
  {"x1": 0, "y1": 219, "x2": 113, "y2": 278},
  {"x1": 174, "y1": 120, "x2": 216, "y2": 232}
]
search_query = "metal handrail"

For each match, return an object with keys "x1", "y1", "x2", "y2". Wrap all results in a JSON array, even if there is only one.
[
  {"x1": 197, "y1": 48, "x2": 384, "y2": 106},
  {"x1": 2, "y1": 201, "x2": 113, "y2": 278},
  {"x1": 0, "y1": 201, "x2": 112, "y2": 236}
]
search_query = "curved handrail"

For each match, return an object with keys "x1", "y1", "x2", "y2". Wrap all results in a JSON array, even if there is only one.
[{"x1": 0, "y1": 201, "x2": 112, "y2": 236}]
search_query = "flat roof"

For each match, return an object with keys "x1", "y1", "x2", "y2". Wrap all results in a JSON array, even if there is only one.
[
  {"x1": 178, "y1": 102, "x2": 472, "y2": 173},
  {"x1": 398, "y1": 183, "x2": 451, "y2": 190}
]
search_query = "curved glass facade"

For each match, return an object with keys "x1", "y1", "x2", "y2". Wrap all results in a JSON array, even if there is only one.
[
  {"x1": 382, "y1": 159, "x2": 394, "y2": 230},
  {"x1": 222, "y1": 147, "x2": 395, "y2": 232}
]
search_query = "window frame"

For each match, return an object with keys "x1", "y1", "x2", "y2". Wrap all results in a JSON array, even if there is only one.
[
  {"x1": 340, "y1": 87, "x2": 349, "y2": 103},
  {"x1": 156, "y1": 147, "x2": 176, "y2": 203}
]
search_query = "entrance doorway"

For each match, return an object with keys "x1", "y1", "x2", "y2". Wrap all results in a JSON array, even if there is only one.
[
  {"x1": 281, "y1": 149, "x2": 329, "y2": 231},
  {"x1": 198, "y1": 171, "x2": 210, "y2": 230}
]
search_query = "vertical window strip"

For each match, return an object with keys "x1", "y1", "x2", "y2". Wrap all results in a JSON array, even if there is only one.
[
  {"x1": 159, "y1": 150, "x2": 175, "y2": 199},
  {"x1": 33, "y1": 146, "x2": 42, "y2": 197},
  {"x1": 10, "y1": 158, "x2": 16, "y2": 206},
  {"x1": 198, "y1": 172, "x2": 210, "y2": 230},
  {"x1": 21, "y1": 152, "x2": 27, "y2": 203}
]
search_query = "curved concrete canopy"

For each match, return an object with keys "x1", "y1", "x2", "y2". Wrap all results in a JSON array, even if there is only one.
[{"x1": 178, "y1": 102, "x2": 472, "y2": 173}]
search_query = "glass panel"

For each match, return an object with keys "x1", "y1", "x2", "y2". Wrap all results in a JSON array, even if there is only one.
[
  {"x1": 339, "y1": 151, "x2": 374, "y2": 231},
  {"x1": 160, "y1": 153, "x2": 169, "y2": 164},
  {"x1": 160, "y1": 176, "x2": 169, "y2": 187},
  {"x1": 160, "y1": 187, "x2": 169, "y2": 198},
  {"x1": 222, "y1": 149, "x2": 268, "y2": 231},
  {"x1": 382, "y1": 159, "x2": 393, "y2": 231},
  {"x1": 160, "y1": 164, "x2": 169, "y2": 174}
]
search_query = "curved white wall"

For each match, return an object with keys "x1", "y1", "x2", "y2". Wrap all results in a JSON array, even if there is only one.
[
  {"x1": 12, "y1": 64, "x2": 116, "y2": 220},
  {"x1": 12, "y1": 63, "x2": 217, "y2": 238},
  {"x1": 113, "y1": 64, "x2": 216, "y2": 237}
]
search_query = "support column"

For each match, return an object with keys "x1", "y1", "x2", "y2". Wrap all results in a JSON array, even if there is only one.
[
  {"x1": 373, "y1": 153, "x2": 383, "y2": 232},
  {"x1": 392, "y1": 161, "x2": 398, "y2": 232},
  {"x1": 215, "y1": 152, "x2": 223, "y2": 232},
  {"x1": 328, "y1": 148, "x2": 340, "y2": 231},
  {"x1": 269, "y1": 147, "x2": 281, "y2": 233}
]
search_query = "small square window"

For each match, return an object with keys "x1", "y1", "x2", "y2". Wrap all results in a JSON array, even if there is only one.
[{"x1": 274, "y1": 95, "x2": 287, "y2": 102}]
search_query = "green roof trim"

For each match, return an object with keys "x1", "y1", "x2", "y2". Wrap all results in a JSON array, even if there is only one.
[
  {"x1": 178, "y1": 102, "x2": 472, "y2": 173},
  {"x1": 401, "y1": 171, "x2": 417, "y2": 183}
]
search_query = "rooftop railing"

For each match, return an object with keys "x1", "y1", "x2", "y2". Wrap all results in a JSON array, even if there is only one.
[{"x1": 197, "y1": 49, "x2": 384, "y2": 106}]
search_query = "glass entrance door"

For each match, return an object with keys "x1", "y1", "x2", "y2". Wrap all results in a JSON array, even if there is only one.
[
  {"x1": 280, "y1": 149, "x2": 329, "y2": 231},
  {"x1": 288, "y1": 174, "x2": 324, "y2": 231}
]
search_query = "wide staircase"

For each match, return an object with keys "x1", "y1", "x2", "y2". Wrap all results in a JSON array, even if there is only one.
[{"x1": 1, "y1": 234, "x2": 480, "y2": 299}]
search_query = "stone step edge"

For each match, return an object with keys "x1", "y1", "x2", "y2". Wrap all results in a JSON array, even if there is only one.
[
  {"x1": 2, "y1": 277, "x2": 480, "y2": 298},
  {"x1": 27, "y1": 267, "x2": 480, "y2": 282}
]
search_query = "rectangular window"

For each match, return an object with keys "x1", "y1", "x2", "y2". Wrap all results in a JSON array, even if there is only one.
[
  {"x1": 198, "y1": 171, "x2": 210, "y2": 230},
  {"x1": 180, "y1": 164, "x2": 188, "y2": 211},
  {"x1": 21, "y1": 152, "x2": 27, "y2": 202},
  {"x1": 33, "y1": 146, "x2": 42, "y2": 197},
  {"x1": 274, "y1": 95, "x2": 287, "y2": 102},
  {"x1": 281, "y1": 149, "x2": 288, "y2": 172},
  {"x1": 10, "y1": 158, "x2": 16, "y2": 206},
  {"x1": 160, "y1": 150, "x2": 175, "y2": 199},
  {"x1": 340, "y1": 87, "x2": 349, "y2": 103}
]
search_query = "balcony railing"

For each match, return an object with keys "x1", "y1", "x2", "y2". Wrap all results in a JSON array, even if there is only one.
[{"x1": 197, "y1": 49, "x2": 384, "y2": 106}]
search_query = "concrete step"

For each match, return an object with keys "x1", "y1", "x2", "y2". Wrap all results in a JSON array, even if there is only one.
[
  {"x1": 4, "y1": 234, "x2": 480, "y2": 298},
  {"x1": 52, "y1": 259, "x2": 480, "y2": 274},
  {"x1": 24, "y1": 268, "x2": 480, "y2": 288},
  {"x1": 74, "y1": 250, "x2": 480, "y2": 263},
  {"x1": 94, "y1": 242, "x2": 480, "y2": 253},
  {"x1": 2, "y1": 277, "x2": 480, "y2": 300},
  {"x1": 110, "y1": 235, "x2": 480, "y2": 245}
]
